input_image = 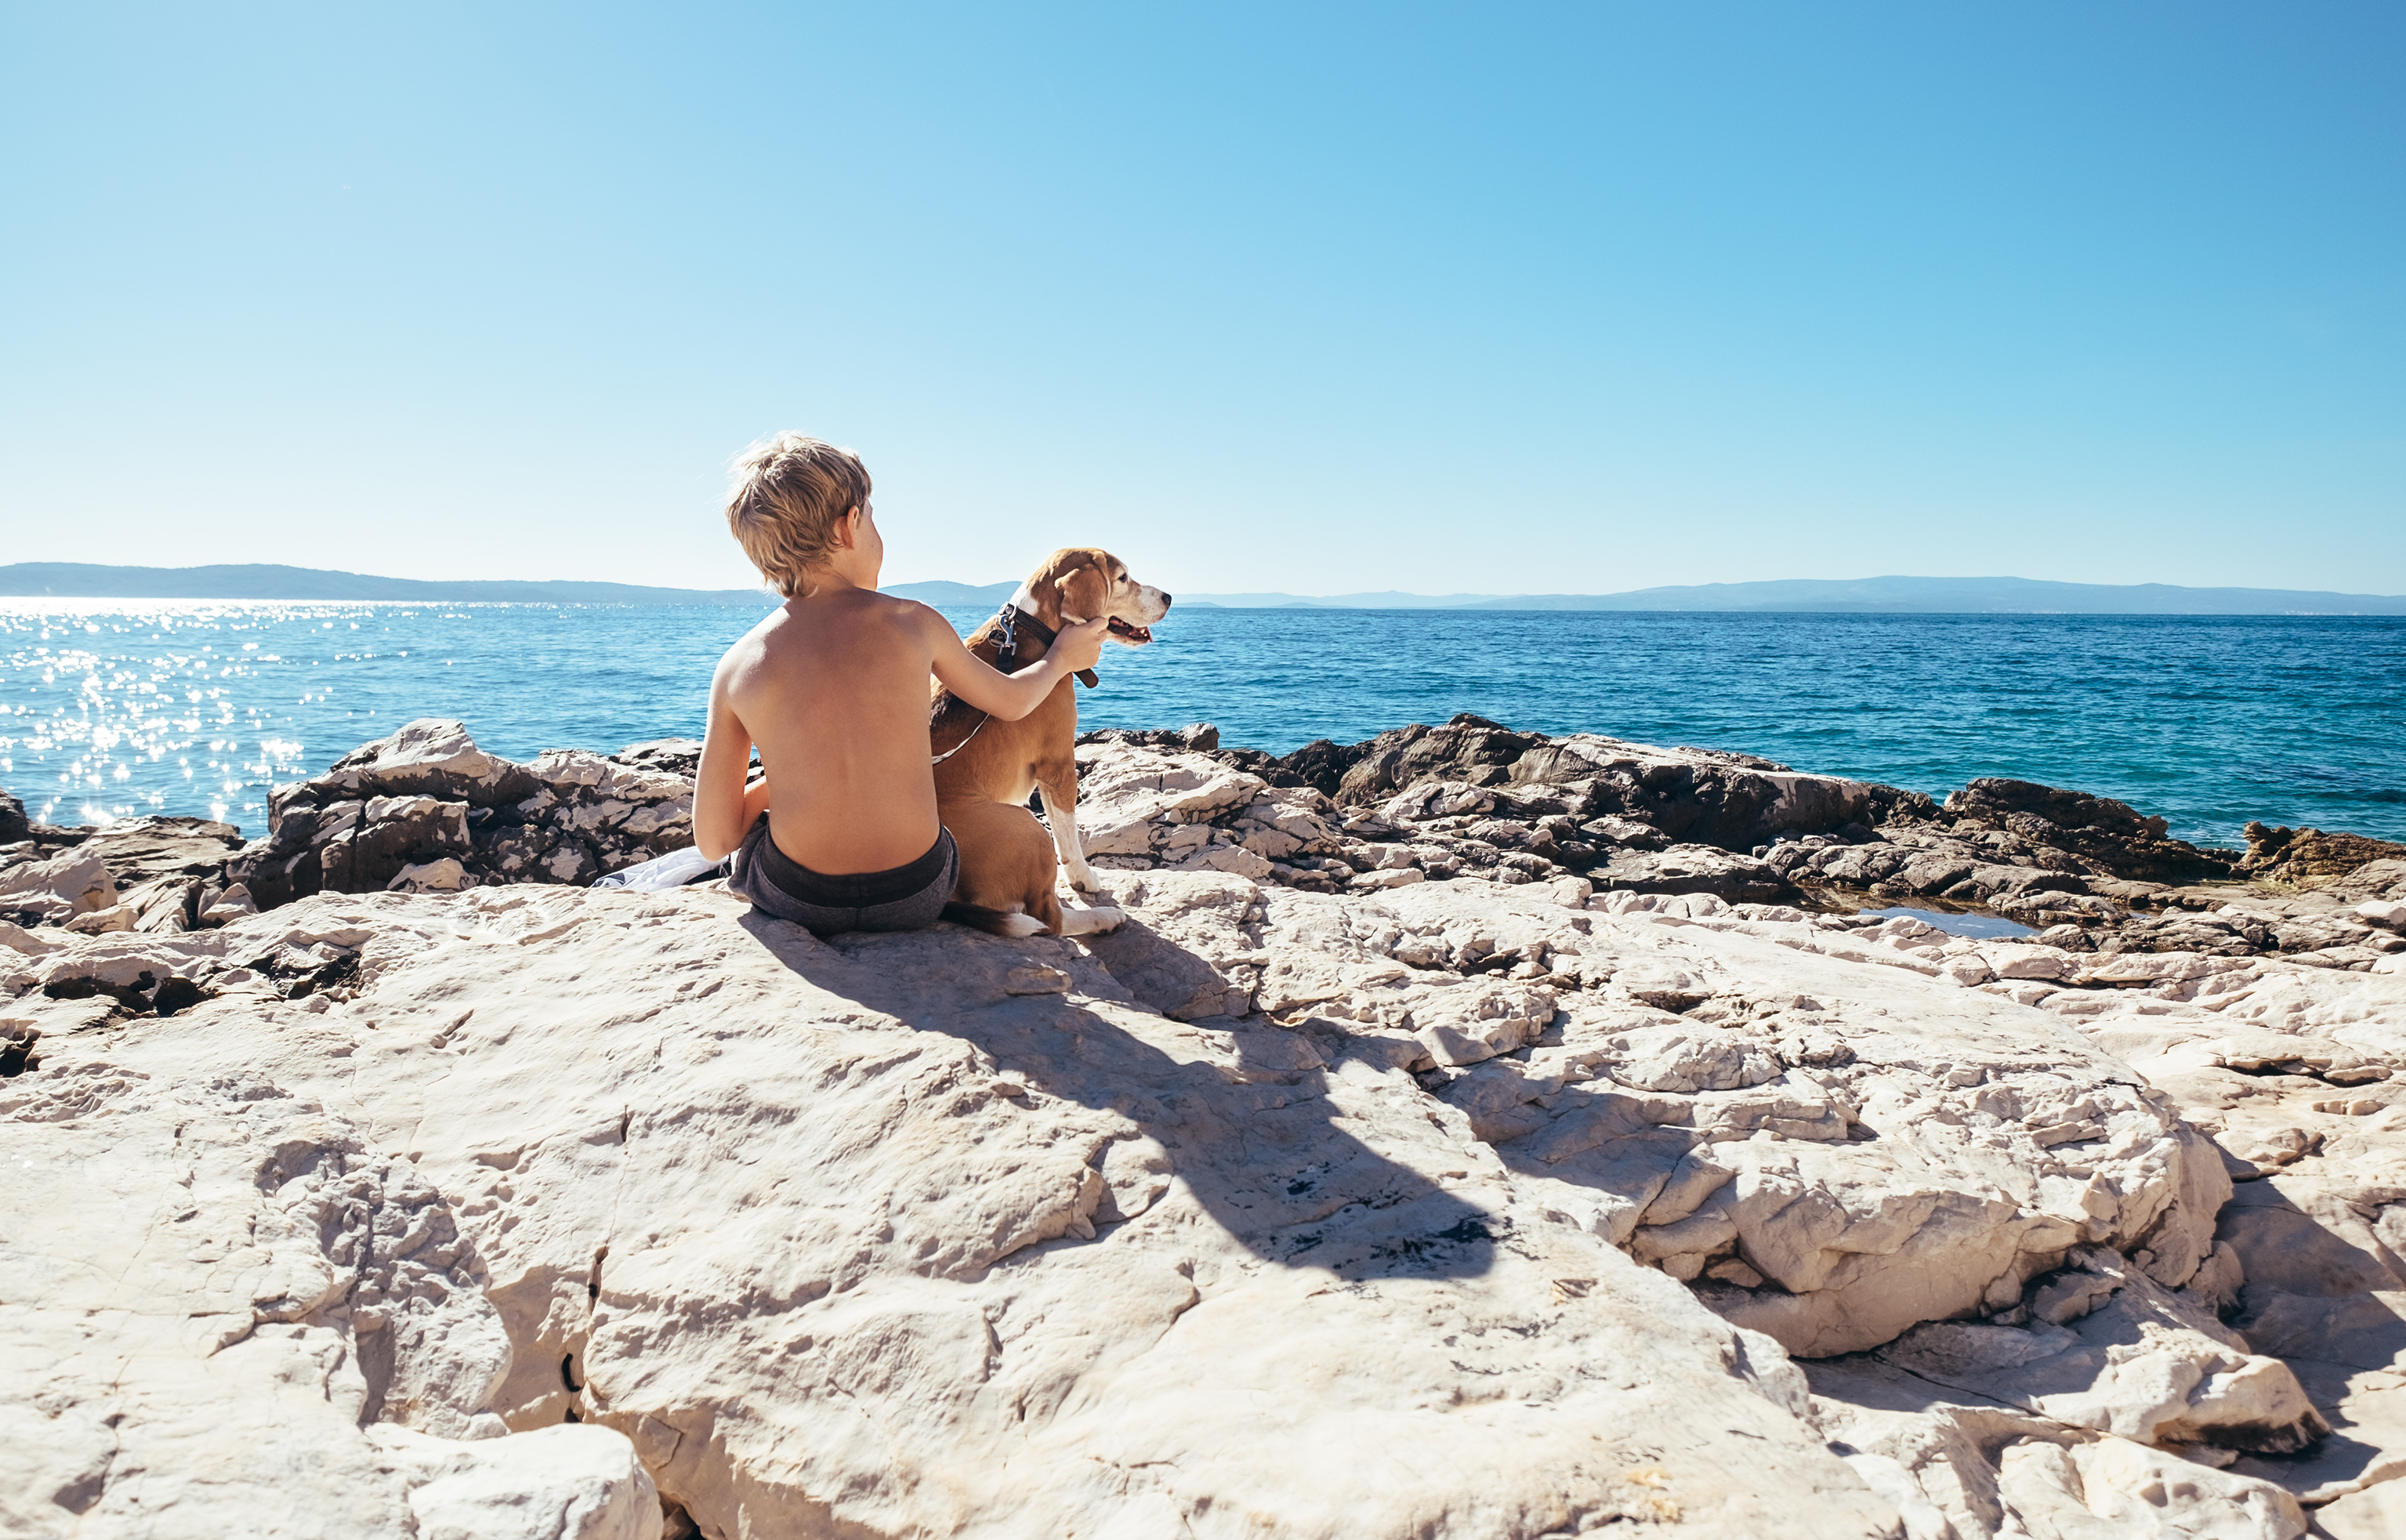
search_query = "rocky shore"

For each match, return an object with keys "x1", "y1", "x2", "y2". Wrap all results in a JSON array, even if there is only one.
[{"x1": 6, "y1": 717, "x2": 2405, "y2": 1538}]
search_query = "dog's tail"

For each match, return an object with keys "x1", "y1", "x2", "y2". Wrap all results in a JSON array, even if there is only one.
[{"x1": 943, "y1": 900, "x2": 1049, "y2": 939}]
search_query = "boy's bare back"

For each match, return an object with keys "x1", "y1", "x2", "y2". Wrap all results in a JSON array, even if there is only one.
[{"x1": 714, "y1": 586, "x2": 945, "y2": 873}]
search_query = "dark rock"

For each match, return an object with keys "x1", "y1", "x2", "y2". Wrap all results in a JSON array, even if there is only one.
[
  {"x1": 1594, "y1": 846, "x2": 1794, "y2": 904},
  {"x1": 0, "y1": 789, "x2": 27, "y2": 845},
  {"x1": 1333, "y1": 719, "x2": 1541, "y2": 806},
  {"x1": 0, "y1": 1021, "x2": 37, "y2": 1077},
  {"x1": 1581, "y1": 816, "x2": 1670, "y2": 852},
  {"x1": 1463, "y1": 819, "x2": 1556, "y2": 859},
  {"x1": 1283, "y1": 717, "x2": 1939, "y2": 854},
  {"x1": 317, "y1": 797, "x2": 473, "y2": 893},
  {"x1": 78, "y1": 817, "x2": 245, "y2": 886},
  {"x1": 208, "y1": 722, "x2": 700, "y2": 911},
  {"x1": 1943, "y1": 867, "x2": 2089, "y2": 903},
  {"x1": 1943, "y1": 779, "x2": 2233, "y2": 883},
  {"x1": 2240, "y1": 823, "x2": 2406, "y2": 885},
  {"x1": 612, "y1": 738, "x2": 705, "y2": 779},
  {"x1": 1273, "y1": 737, "x2": 1375, "y2": 799}
]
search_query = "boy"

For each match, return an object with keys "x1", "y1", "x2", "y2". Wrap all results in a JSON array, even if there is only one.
[{"x1": 693, "y1": 433, "x2": 1106, "y2": 934}]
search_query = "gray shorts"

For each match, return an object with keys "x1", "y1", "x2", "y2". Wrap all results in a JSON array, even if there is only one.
[{"x1": 727, "y1": 815, "x2": 958, "y2": 937}]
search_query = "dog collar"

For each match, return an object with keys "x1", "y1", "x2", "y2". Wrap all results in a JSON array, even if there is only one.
[{"x1": 993, "y1": 601, "x2": 1098, "y2": 689}]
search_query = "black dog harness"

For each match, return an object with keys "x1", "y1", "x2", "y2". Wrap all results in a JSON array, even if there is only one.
[{"x1": 929, "y1": 604, "x2": 1100, "y2": 766}]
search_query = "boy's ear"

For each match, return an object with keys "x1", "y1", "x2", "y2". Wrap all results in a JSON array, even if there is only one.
[{"x1": 832, "y1": 505, "x2": 860, "y2": 551}]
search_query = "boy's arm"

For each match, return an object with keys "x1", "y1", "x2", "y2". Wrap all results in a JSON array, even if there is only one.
[
  {"x1": 922, "y1": 605, "x2": 1108, "y2": 722},
  {"x1": 693, "y1": 659, "x2": 761, "y2": 861}
]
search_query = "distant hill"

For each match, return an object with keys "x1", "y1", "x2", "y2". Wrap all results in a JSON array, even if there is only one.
[
  {"x1": 1176, "y1": 575, "x2": 2406, "y2": 615},
  {"x1": 6, "y1": 564, "x2": 2400, "y2": 615},
  {"x1": 0, "y1": 563, "x2": 778, "y2": 606},
  {"x1": 886, "y1": 580, "x2": 1017, "y2": 607}
]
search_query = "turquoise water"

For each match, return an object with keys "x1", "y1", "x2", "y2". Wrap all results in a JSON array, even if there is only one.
[{"x1": 2, "y1": 600, "x2": 2400, "y2": 850}]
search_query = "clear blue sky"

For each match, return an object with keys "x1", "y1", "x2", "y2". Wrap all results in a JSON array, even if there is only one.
[{"x1": 5, "y1": 3, "x2": 2400, "y2": 596}]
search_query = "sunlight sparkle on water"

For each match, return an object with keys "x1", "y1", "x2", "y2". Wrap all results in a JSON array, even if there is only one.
[{"x1": 2, "y1": 599, "x2": 2401, "y2": 847}]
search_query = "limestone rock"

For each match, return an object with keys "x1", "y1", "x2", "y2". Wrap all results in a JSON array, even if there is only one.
[
  {"x1": 1995, "y1": 1437, "x2": 2305, "y2": 1539},
  {"x1": 0, "y1": 1059, "x2": 650, "y2": 1538},
  {"x1": 390, "y1": 857, "x2": 469, "y2": 893},
  {"x1": 12, "y1": 730, "x2": 2406, "y2": 1535},
  {"x1": 1, "y1": 846, "x2": 117, "y2": 923},
  {"x1": 1809, "y1": 1355, "x2": 2314, "y2": 1540},
  {"x1": 2315, "y1": 1479, "x2": 2406, "y2": 1539},
  {"x1": 12, "y1": 884, "x2": 1904, "y2": 1537},
  {"x1": 366, "y1": 1424, "x2": 658, "y2": 1540},
  {"x1": 1875, "y1": 1248, "x2": 2324, "y2": 1453},
  {"x1": 1073, "y1": 742, "x2": 1270, "y2": 857}
]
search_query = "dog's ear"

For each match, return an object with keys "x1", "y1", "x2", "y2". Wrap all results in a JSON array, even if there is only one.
[
  {"x1": 1056, "y1": 552, "x2": 1111, "y2": 623},
  {"x1": 1026, "y1": 549, "x2": 1078, "y2": 628},
  {"x1": 1034, "y1": 549, "x2": 1110, "y2": 625}
]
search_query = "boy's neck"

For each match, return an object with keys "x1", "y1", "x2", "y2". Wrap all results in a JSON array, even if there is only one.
[{"x1": 796, "y1": 562, "x2": 875, "y2": 597}]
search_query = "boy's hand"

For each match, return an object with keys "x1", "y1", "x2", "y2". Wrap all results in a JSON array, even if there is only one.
[{"x1": 1047, "y1": 615, "x2": 1110, "y2": 674}]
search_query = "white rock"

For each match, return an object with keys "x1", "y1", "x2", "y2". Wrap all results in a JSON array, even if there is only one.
[
  {"x1": 0, "y1": 1064, "x2": 648, "y2": 1538},
  {"x1": 14, "y1": 737, "x2": 2406, "y2": 1535},
  {"x1": 1874, "y1": 1251, "x2": 2324, "y2": 1453},
  {"x1": 1171, "y1": 843, "x2": 1275, "y2": 881},
  {"x1": 2057, "y1": 1436, "x2": 2303, "y2": 1539},
  {"x1": 13, "y1": 886, "x2": 1897, "y2": 1538},
  {"x1": 2314, "y1": 1479, "x2": 2406, "y2": 1539},
  {"x1": 1073, "y1": 745, "x2": 1268, "y2": 857},
  {"x1": 0, "y1": 917, "x2": 67, "y2": 957},
  {"x1": 202, "y1": 881, "x2": 259, "y2": 923},
  {"x1": 389, "y1": 858, "x2": 468, "y2": 893},
  {"x1": 367, "y1": 1423, "x2": 658, "y2": 1540},
  {"x1": 2354, "y1": 898, "x2": 2406, "y2": 933},
  {"x1": 1604, "y1": 1025, "x2": 1782, "y2": 1094},
  {"x1": 0, "y1": 847, "x2": 117, "y2": 922},
  {"x1": 62, "y1": 904, "x2": 135, "y2": 934},
  {"x1": 340, "y1": 718, "x2": 500, "y2": 790},
  {"x1": 529, "y1": 748, "x2": 613, "y2": 789}
]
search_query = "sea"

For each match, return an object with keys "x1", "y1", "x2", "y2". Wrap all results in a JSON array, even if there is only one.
[{"x1": 2, "y1": 600, "x2": 2401, "y2": 853}]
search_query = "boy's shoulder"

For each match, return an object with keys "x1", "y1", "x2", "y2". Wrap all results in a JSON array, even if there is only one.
[
  {"x1": 864, "y1": 589, "x2": 950, "y2": 635},
  {"x1": 739, "y1": 589, "x2": 942, "y2": 652}
]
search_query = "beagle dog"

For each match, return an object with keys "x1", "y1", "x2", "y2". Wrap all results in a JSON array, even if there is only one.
[{"x1": 932, "y1": 547, "x2": 1171, "y2": 937}]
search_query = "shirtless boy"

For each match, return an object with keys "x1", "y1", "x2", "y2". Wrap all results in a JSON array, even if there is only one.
[{"x1": 693, "y1": 433, "x2": 1106, "y2": 935}]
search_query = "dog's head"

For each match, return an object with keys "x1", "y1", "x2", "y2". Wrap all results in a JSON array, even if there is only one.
[{"x1": 1018, "y1": 547, "x2": 1171, "y2": 646}]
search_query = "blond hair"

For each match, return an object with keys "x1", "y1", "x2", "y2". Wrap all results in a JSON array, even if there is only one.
[{"x1": 723, "y1": 433, "x2": 873, "y2": 597}]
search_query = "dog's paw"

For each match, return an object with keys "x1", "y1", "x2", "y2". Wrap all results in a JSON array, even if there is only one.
[
  {"x1": 1062, "y1": 904, "x2": 1125, "y2": 937},
  {"x1": 1066, "y1": 867, "x2": 1103, "y2": 894}
]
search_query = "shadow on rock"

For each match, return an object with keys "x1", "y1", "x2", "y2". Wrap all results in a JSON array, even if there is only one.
[{"x1": 737, "y1": 912, "x2": 1499, "y2": 1283}]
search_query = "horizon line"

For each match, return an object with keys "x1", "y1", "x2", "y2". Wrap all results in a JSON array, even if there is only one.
[{"x1": 3, "y1": 562, "x2": 2405, "y2": 614}]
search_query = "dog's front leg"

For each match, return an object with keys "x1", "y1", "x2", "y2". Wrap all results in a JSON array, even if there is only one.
[{"x1": 1037, "y1": 769, "x2": 1100, "y2": 893}]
